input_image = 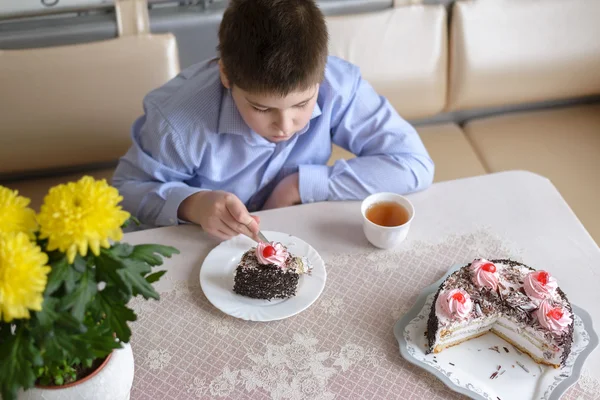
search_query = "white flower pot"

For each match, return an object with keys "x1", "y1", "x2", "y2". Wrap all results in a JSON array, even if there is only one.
[{"x1": 19, "y1": 343, "x2": 134, "y2": 400}]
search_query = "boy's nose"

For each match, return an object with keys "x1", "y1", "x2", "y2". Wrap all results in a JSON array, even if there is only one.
[{"x1": 276, "y1": 115, "x2": 294, "y2": 135}]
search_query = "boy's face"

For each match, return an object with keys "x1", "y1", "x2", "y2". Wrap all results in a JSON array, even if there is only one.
[
  {"x1": 230, "y1": 85, "x2": 319, "y2": 143},
  {"x1": 220, "y1": 63, "x2": 318, "y2": 143}
]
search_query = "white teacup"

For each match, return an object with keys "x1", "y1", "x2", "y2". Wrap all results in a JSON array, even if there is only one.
[{"x1": 361, "y1": 192, "x2": 415, "y2": 249}]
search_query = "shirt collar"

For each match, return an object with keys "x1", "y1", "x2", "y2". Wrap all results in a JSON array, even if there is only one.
[
  {"x1": 217, "y1": 87, "x2": 251, "y2": 136},
  {"x1": 309, "y1": 98, "x2": 323, "y2": 119},
  {"x1": 217, "y1": 87, "x2": 322, "y2": 136}
]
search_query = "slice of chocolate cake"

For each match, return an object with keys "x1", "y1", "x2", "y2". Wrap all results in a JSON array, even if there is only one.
[{"x1": 233, "y1": 242, "x2": 312, "y2": 300}]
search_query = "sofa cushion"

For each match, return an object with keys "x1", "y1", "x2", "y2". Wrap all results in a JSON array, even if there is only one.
[
  {"x1": 448, "y1": 0, "x2": 600, "y2": 111},
  {"x1": 328, "y1": 145, "x2": 354, "y2": 167},
  {"x1": 328, "y1": 123, "x2": 487, "y2": 183},
  {"x1": 0, "y1": 34, "x2": 179, "y2": 176},
  {"x1": 418, "y1": 123, "x2": 487, "y2": 182},
  {"x1": 464, "y1": 104, "x2": 600, "y2": 243},
  {"x1": 327, "y1": 4, "x2": 447, "y2": 120},
  {"x1": 1, "y1": 168, "x2": 117, "y2": 212}
]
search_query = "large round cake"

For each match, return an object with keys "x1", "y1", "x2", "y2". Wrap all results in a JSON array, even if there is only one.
[{"x1": 427, "y1": 259, "x2": 574, "y2": 368}]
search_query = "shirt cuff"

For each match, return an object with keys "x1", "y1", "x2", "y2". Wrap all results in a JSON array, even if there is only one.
[
  {"x1": 299, "y1": 164, "x2": 330, "y2": 203},
  {"x1": 156, "y1": 186, "x2": 206, "y2": 226}
]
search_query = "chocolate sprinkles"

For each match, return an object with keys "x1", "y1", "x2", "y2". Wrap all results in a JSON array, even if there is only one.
[
  {"x1": 516, "y1": 361, "x2": 530, "y2": 373},
  {"x1": 233, "y1": 248, "x2": 301, "y2": 300},
  {"x1": 425, "y1": 259, "x2": 574, "y2": 367}
]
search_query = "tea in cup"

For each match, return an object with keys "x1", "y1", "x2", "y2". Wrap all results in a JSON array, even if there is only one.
[{"x1": 361, "y1": 193, "x2": 414, "y2": 249}]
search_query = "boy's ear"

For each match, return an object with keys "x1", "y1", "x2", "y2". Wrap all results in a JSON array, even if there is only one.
[{"x1": 219, "y1": 60, "x2": 231, "y2": 89}]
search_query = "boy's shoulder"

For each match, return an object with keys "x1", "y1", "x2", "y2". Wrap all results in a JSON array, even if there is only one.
[
  {"x1": 321, "y1": 56, "x2": 362, "y2": 98},
  {"x1": 142, "y1": 59, "x2": 222, "y2": 129}
]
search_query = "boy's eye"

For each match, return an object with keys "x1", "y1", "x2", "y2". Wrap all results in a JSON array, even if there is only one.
[{"x1": 252, "y1": 102, "x2": 307, "y2": 113}]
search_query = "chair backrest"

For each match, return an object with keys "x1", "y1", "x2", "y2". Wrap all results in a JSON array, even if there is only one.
[
  {"x1": 327, "y1": 4, "x2": 448, "y2": 120},
  {"x1": 0, "y1": 0, "x2": 180, "y2": 177}
]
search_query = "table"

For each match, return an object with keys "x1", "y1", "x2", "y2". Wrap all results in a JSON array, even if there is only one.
[{"x1": 124, "y1": 171, "x2": 600, "y2": 399}]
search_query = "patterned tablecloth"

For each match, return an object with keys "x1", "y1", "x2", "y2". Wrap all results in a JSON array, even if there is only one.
[{"x1": 124, "y1": 171, "x2": 600, "y2": 400}]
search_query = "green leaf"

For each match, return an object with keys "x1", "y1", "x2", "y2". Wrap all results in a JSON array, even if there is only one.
[
  {"x1": 122, "y1": 215, "x2": 140, "y2": 228},
  {"x1": 96, "y1": 291, "x2": 137, "y2": 343},
  {"x1": 37, "y1": 359, "x2": 79, "y2": 387},
  {"x1": 125, "y1": 258, "x2": 152, "y2": 276},
  {"x1": 37, "y1": 368, "x2": 52, "y2": 387},
  {"x1": 73, "y1": 255, "x2": 87, "y2": 273},
  {"x1": 42, "y1": 247, "x2": 65, "y2": 264},
  {"x1": 117, "y1": 258, "x2": 159, "y2": 300},
  {"x1": 37, "y1": 321, "x2": 84, "y2": 362},
  {"x1": 41, "y1": 331, "x2": 72, "y2": 362},
  {"x1": 95, "y1": 244, "x2": 177, "y2": 299},
  {"x1": 60, "y1": 268, "x2": 97, "y2": 321},
  {"x1": 55, "y1": 313, "x2": 87, "y2": 333},
  {"x1": 109, "y1": 243, "x2": 134, "y2": 258},
  {"x1": 129, "y1": 244, "x2": 180, "y2": 267},
  {"x1": 98, "y1": 251, "x2": 156, "y2": 299},
  {"x1": 45, "y1": 252, "x2": 86, "y2": 296},
  {"x1": 56, "y1": 330, "x2": 93, "y2": 360},
  {"x1": 35, "y1": 297, "x2": 60, "y2": 327},
  {"x1": 76, "y1": 325, "x2": 121, "y2": 358},
  {"x1": 45, "y1": 258, "x2": 69, "y2": 295},
  {"x1": 40, "y1": 323, "x2": 114, "y2": 371},
  {"x1": 0, "y1": 327, "x2": 41, "y2": 400},
  {"x1": 95, "y1": 252, "x2": 130, "y2": 295},
  {"x1": 146, "y1": 270, "x2": 167, "y2": 284},
  {"x1": 0, "y1": 323, "x2": 11, "y2": 343},
  {"x1": 65, "y1": 268, "x2": 82, "y2": 294},
  {"x1": 33, "y1": 297, "x2": 85, "y2": 333},
  {"x1": 87, "y1": 284, "x2": 129, "y2": 322}
]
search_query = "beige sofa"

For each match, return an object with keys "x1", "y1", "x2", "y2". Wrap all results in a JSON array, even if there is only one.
[
  {"x1": 1, "y1": 0, "x2": 599, "y2": 244},
  {"x1": 327, "y1": 0, "x2": 600, "y2": 243}
]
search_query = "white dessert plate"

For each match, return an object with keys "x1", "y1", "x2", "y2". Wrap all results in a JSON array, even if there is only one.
[
  {"x1": 394, "y1": 263, "x2": 598, "y2": 400},
  {"x1": 199, "y1": 231, "x2": 326, "y2": 322}
]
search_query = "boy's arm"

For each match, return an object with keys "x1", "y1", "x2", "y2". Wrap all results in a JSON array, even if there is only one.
[
  {"x1": 112, "y1": 109, "x2": 203, "y2": 227},
  {"x1": 113, "y1": 105, "x2": 260, "y2": 239},
  {"x1": 298, "y1": 66, "x2": 435, "y2": 203}
]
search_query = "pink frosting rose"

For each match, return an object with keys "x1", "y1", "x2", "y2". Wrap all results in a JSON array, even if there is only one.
[
  {"x1": 469, "y1": 259, "x2": 499, "y2": 291},
  {"x1": 535, "y1": 299, "x2": 572, "y2": 334},
  {"x1": 523, "y1": 270, "x2": 558, "y2": 301},
  {"x1": 436, "y1": 288, "x2": 473, "y2": 321},
  {"x1": 255, "y1": 242, "x2": 289, "y2": 267}
]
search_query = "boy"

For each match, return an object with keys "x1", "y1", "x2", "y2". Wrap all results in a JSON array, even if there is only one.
[{"x1": 112, "y1": 0, "x2": 434, "y2": 240}]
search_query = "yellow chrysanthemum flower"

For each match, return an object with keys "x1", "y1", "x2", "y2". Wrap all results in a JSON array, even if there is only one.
[
  {"x1": 0, "y1": 232, "x2": 51, "y2": 322},
  {"x1": 0, "y1": 186, "x2": 38, "y2": 238},
  {"x1": 37, "y1": 176, "x2": 130, "y2": 264}
]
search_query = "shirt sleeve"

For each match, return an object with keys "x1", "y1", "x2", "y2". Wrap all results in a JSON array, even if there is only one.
[
  {"x1": 112, "y1": 104, "x2": 205, "y2": 226},
  {"x1": 298, "y1": 65, "x2": 434, "y2": 203}
]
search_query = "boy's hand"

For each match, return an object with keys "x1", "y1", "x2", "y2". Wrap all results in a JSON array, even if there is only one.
[
  {"x1": 263, "y1": 173, "x2": 301, "y2": 210},
  {"x1": 178, "y1": 191, "x2": 260, "y2": 241}
]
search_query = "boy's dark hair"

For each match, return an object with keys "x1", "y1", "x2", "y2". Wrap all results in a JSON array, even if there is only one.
[{"x1": 218, "y1": 0, "x2": 328, "y2": 96}]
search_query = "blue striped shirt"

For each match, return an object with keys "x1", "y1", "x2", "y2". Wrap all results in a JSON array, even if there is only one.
[{"x1": 112, "y1": 56, "x2": 434, "y2": 227}]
